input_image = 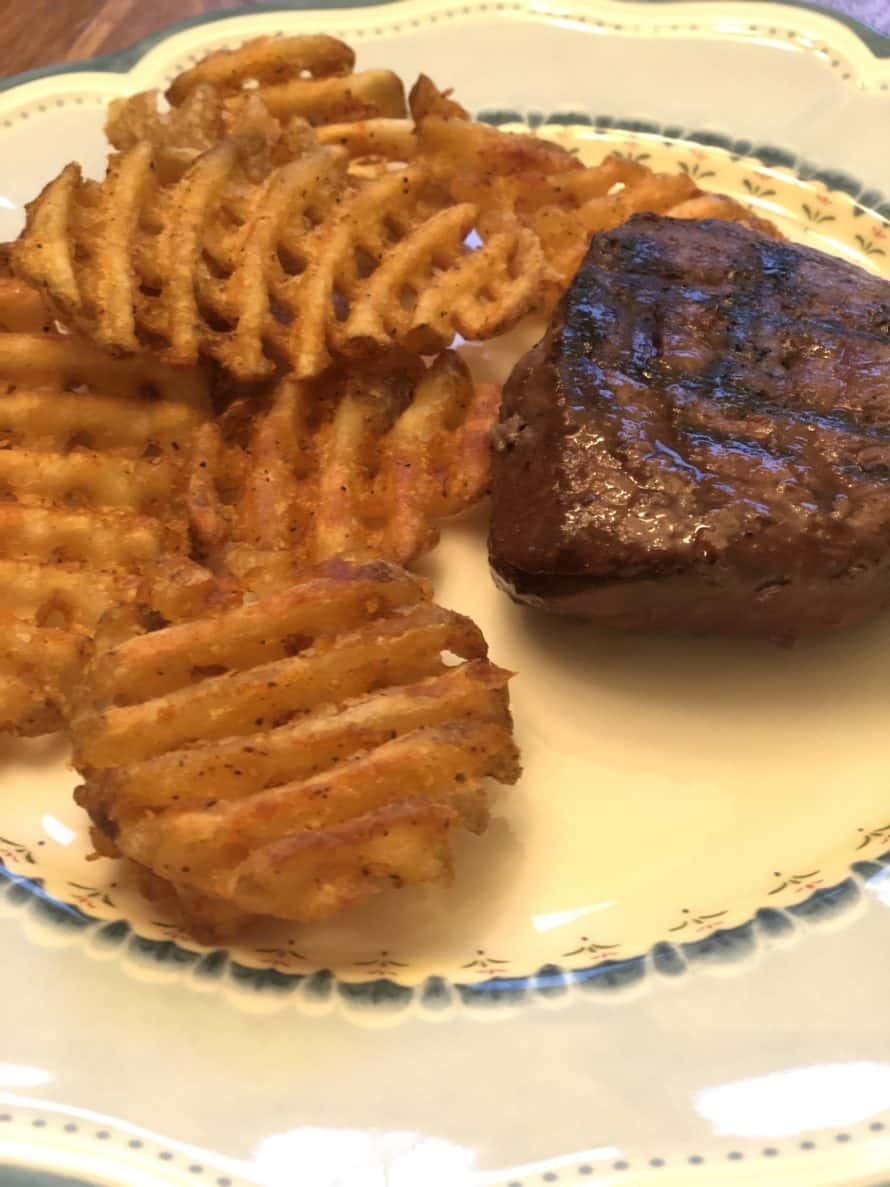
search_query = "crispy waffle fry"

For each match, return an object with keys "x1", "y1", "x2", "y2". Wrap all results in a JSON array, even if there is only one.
[
  {"x1": 71, "y1": 558, "x2": 519, "y2": 938},
  {"x1": 195, "y1": 351, "x2": 499, "y2": 589},
  {"x1": 13, "y1": 120, "x2": 349, "y2": 376},
  {"x1": 316, "y1": 118, "x2": 417, "y2": 165},
  {"x1": 284, "y1": 163, "x2": 545, "y2": 377},
  {"x1": 227, "y1": 68, "x2": 407, "y2": 126},
  {"x1": 108, "y1": 35, "x2": 407, "y2": 161},
  {"x1": 0, "y1": 277, "x2": 54, "y2": 333},
  {"x1": 106, "y1": 84, "x2": 226, "y2": 157},
  {"x1": 169, "y1": 36, "x2": 405, "y2": 126},
  {"x1": 166, "y1": 35, "x2": 357, "y2": 105},
  {"x1": 665, "y1": 190, "x2": 783, "y2": 237},
  {"x1": 0, "y1": 317, "x2": 215, "y2": 734},
  {"x1": 0, "y1": 613, "x2": 90, "y2": 735},
  {"x1": 408, "y1": 74, "x2": 470, "y2": 123},
  {"x1": 15, "y1": 121, "x2": 543, "y2": 379},
  {"x1": 415, "y1": 116, "x2": 779, "y2": 293}
]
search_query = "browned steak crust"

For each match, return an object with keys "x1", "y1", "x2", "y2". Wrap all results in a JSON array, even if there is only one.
[{"x1": 489, "y1": 214, "x2": 890, "y2": 637}]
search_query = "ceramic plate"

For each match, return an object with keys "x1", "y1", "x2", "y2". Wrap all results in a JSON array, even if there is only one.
[{"x1": 0, "y1": 3, "x2": 889, "y2": 1185}]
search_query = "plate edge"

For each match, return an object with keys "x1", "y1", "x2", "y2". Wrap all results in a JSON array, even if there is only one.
[{"x1": 0, "y1": 0, "x2": 886, "y2": 99}]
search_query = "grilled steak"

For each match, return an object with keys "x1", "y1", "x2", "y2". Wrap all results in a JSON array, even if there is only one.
[{"x1": 489, "y1": 214, "x2": 890, "y2": 637}]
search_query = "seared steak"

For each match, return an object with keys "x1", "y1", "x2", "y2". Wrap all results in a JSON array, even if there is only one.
[{"x1": 489, "y1": 214, "x2": 890, "y2": 637}]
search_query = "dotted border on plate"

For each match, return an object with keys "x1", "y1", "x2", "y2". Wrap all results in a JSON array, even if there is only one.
[
  {"x1": 0, "y1": 1101, "x2": 888, "y2": 1186},
  {"x1": 155, "y1": 8, "x2": 887, "y2": 93},
  {"x1": 0, "y1": 90, "x2": 886, "y2": 224},
  {"x1": 0, "y1": 1105, "x2": 246, "y2": 1187},
  {"x1": 2, "y1": 854, "x2": 888, "y2": 1013}
]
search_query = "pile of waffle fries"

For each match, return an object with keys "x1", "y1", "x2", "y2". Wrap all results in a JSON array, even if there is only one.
[{"x1": 5, "y1": 34, "x2": 773, "y2": 938}]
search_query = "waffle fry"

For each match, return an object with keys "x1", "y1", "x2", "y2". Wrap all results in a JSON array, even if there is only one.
[
  {"x1": 194, "y1": 351, "x2": 499, "y2": 590},
  {"x1": 169, "y1": 35, "x2": 405, "y2": 126},
  {"x1": 71, "y1": 558, "x2": 519, "y2": 938},
  {"x1": 108, "y1": 34, "x2": 407, "y2": 164},
  {"x1": 286, "y1": 162, "x2": 544, "y2": 377},
  {"x1": 0, "y1": 276, "x2": 54, "y2": 333},
  {"x1": 316, "y1": 118, "x2": 417, "y2": 165},
  {"x1": 665, "y1": 190, "x2": 783, "y2": 238},
  {"x1": 168, "y1": 33, "x2": 410, "y2": 127},
  {"x1": 14, "y1": 121, "x2": 543, "y2": 379},
  {"x1": 13, "y1": 119, "x2": 346, "y2": 376},
  {"x1": 106, "y1": 84, "x2": 226, "y2": 157},
  {"x1": 229, "y1": 68, "x2": 407, "y2": 126},
  {"x1": 167, "y1": 35, "x2": 357, "y2": 104},
  {"x1": 408, "y1": 74, "x2": 470, "y2": 123},
  {"x1": 0, "y1": 320, "x2": 215, "y2": 734},
  {"x1": 415, "y1": 116, "x2": 779, "y2": 293}
]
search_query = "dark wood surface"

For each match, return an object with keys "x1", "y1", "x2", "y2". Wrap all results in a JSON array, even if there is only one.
[
  {"x1": 0, "y1": 0, "x2": 885, "y2": 81},
  {"x1": 0, "y1": 1, "x2": 265, "y2": 78}
]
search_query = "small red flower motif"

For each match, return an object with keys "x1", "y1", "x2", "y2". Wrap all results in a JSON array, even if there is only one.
[
  {"x1": 690, "y1": 148, "x2": 707, "y2": 161},
  {"x1": 815, "y1": 193, "x2": 832, "y2": 206},
  {"x1": 874, "y1": 226, "x2": 887, "y2": 240}
]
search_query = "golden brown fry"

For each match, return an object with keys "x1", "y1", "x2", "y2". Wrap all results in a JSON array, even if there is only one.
[
  {"x1": 285, "y1": 163, "x2": 544, "y2": 377},
  {"x1": 106, "y1": 85, "x2": 225, "y2": 155},
  {"x1": 111, "y1": 33, "x2": 406, "y2": 161},
  {"x1": 137, "y1": 35, "x2": 404, "y2": 150},
  {"x1": 0, "y1": 504, "x2": 175, "y2": 566},
  {"x1": 227, "y1": 69, "x2": 406, "y2": 126},
  {"x1": 207, "y1": 351, "x2": 499, "y2": 588},
  {"x1": 0, "y1": 614, "x2": 90, "y2": 734},
  {"x1": 84, "y1": 558, "x2": 429, "y2": 706},
  {"x1": 82, "y1": 661, "x2": 512, "y2": 818},
  {"x1": 15, "y1": 111, "x2": 545, "y2": 379},
  {"x1": 15, "y1": 120, "x2": 348, "y2": 378},
  {"x1": 114, "y1": 720, "x2": 506, "y2": 895},
  {"x1": 166, "y1": 35, "x2": 357, "y2": 106},
  {"x1": 0, "y1": 326, "x2": 210, "y2": 410},
  {"x1": 75, "y1": 601, "x2": 485, "y2": 765},
  {"x1": 666, "y1": 191, "x2": 784, "y2": 237},
  {"x1": 71, "y1": 558, "x2": 519, "y2": 937},
  {"x1": 414, "y1": 117, "x2": 780, "y2": 294},
  {"x1": 0, "y1": 317, "x2": 218, "y2": 734},
  {"x1": 0, "y1": 451, "x2": 180, "y2": 514},
  {"x1": 209, "y1": 142, "x2": 348, "y2": 378},
  {"x1": 316, "y1": 118, "x2": 417, "y2": 164},
  {"x1": 408, "y1": 74, "x2": 470, "y2": 123},
  {"x1": 0, "y1": 277, "x2": 54, "y2": 333},
  {"x1": 0, "y1": 558, "x2": 143, "y2": 633}
]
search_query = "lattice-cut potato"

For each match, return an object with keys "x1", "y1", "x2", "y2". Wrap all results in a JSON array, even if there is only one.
[
  {"x1": 0, "y1": 276, "x2": 55, "y2": 333},
  {"x1": 191, "y1": 350, "x2": 499, "y2": 591},
  {"x1": 169, "y1": 34, "x2": 406, "y2": 125},
  {"x1": 415, "y1": 115, "x2": 781, "y2": 297},
  {"x1": 0, "y1": 314, "x2": 216, "y2": 734},
  {"x1": 71, "y1": 558, "x2": 520, "y2": 939},
  {"x1": 106, "y1": 33, "x2": 407, "y2": 168},
  {"x1": 13, "y1": 117, "x2": 544, "y2": 380},
  {"x1": 286, "y1": 161, "x2": 544, "y2": 378}
]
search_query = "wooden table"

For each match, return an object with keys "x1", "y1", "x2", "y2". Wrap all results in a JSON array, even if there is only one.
[
  {"x1": 1, "y1": 0, "x2": 886, "y2": 80},
  {"x1": 2, "y1": 1, "x2": 263, "y2": 77}
]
